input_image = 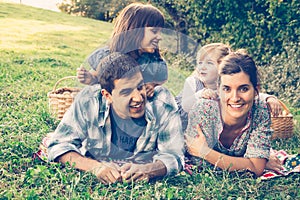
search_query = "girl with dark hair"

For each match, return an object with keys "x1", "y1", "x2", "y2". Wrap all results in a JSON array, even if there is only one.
[{"x1": 77, "y1": 2, "x2": 167, "y2": 97}]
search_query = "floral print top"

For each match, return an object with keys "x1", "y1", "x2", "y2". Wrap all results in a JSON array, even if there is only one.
[{"x1": 185, "y1": 98, "x2": 273, "y2": 159}]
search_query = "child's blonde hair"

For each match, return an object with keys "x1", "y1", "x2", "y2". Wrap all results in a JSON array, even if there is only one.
[
  {"x1": 193, "y1": 43, "x2": 231, "y2": 76},
  {"x1": 197, "y1": 43, "x2": 231, "y2": 64}
]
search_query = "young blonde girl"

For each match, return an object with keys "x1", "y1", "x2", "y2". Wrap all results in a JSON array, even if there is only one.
[
  {"x1": 176, "y1": 43, "x2": 282, "y2": 132},
  {"x1": 176, "y1": 43, "x2": 231, "y2": 131}
]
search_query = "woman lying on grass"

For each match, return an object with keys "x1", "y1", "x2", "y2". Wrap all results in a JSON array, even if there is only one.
[{"x1": 185, "y1": 50, "x2": 273, "y2": 176}]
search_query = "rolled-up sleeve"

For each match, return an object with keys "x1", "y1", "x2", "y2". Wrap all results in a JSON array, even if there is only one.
[
  {"x1": 154, "y1": 111, "x2": 184, "y2": 176},
  {"x1": 47, "y1": 86, "x2": 100, "y2": 161},
  {"x1": 47, "y1": 101, "x2": 87, "y2": 161},
  {"x1": 150, "y1": 87, "x2": 185, "y2": 176}
]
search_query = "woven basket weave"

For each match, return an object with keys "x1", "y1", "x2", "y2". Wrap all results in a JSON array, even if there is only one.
[
  {"x1": 271, "y1": 100, "x2": 294, "y2": 139},
  {"x1": 48, "y1": 76, "x2": 81, "y2": 120}
]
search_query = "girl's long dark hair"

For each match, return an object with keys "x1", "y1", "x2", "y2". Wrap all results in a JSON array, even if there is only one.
[{"x1": 109, "y1": 3, "x2": 165, "y2": 58}]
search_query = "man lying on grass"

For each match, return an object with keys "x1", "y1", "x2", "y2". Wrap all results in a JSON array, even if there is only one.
[{"x1": 46, "y1": 52, "x2": 184, "y2": 184}]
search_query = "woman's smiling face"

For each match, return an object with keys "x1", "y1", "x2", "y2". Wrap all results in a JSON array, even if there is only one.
[{"x1": 219, "y1": 71, "x2": 256, "y2": 123}]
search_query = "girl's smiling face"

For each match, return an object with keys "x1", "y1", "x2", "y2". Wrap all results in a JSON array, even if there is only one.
[
  {"x1": 139, "y1": 27, "x2": 162, "y2": 53},
  {"x1": 219, "y1": 71, "x2": 256, "y2": 124}
]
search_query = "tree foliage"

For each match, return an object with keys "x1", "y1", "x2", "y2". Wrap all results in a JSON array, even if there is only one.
[
  {"x1": 58, "y1": 0, "x2": 299, "y2": 65},
  {"x1": 58, "y1": 0, "x2": 137, "y2": 21},
  {"x1": 260, "y1": 40, "x2": 300, "y2": 107},
  {"x1": 57, "y1": 0, "x2": 299, "y2": 106},
  {"x1": 151, "y1": 0, "x2": 299, "y2": 106},
  {"x1": 151, "y1": 0, "x2": 299, "y2": 65}
]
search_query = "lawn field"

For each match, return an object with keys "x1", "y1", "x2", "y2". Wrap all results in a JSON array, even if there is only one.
[{"x1": 0, "y1": 2, "x2": 299, "y2": 199}]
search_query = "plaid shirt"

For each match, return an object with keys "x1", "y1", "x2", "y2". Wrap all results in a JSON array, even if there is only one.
[{"x1": 47, "y1": 85, "x2": 184, "y2": 176}]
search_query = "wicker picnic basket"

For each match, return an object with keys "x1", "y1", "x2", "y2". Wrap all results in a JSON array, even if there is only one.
[
  {"x1": 48, "y1": 76, "x2": 81, "y2": 120},
  {"x1": 271, "y1": 100, "x2": 294, "y2": 139}
]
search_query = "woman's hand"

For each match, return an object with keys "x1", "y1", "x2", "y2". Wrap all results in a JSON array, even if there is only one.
[
  {"x1": 266, "y1": 97, "x2": 282, "y2": 117},
  {"x1": 145, "y1": 83, "x2": 155, "y2": 98},
  {"x1": 265, "y1": 150, "x2": 284, "y2": 173},
  {"x1": 185, "y1": 125, "x2": 211, "y2": 158}
]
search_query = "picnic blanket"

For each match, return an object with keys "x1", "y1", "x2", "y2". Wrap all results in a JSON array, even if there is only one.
[
  {"x1": 261, "y1": 149, "x2": 300, "y2": 180},
  {"x1": 184, "y1": 149, "x2": 299, "y2": 180},
  {"x1": 32, "y1": 134, "x2": 52, "y2": 163}
]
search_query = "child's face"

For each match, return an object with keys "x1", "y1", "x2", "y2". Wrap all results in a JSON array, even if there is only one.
[
  {"x1": 196, "y1": 54, "x2": 218, "y2": 85},
  {"x1": 145, "y1": 81, "x2": 165, "y2": 98},
  {"x1": 139, "y1": 27, "x2": 162, "y2": 54}
]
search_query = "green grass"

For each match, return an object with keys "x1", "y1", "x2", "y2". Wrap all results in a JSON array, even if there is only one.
[{"x1": 0, "y1": 2, "x2": 299, "y2": 199}]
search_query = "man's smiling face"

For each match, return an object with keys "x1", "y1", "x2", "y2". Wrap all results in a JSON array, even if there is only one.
[{"x1": 106, "y1": 71, "x2": 146, "y2": 119}]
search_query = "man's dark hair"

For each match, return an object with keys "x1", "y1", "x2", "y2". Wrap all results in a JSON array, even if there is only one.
[{"x1": 97, "y1": 52, "x2": 140, "y2": 93}]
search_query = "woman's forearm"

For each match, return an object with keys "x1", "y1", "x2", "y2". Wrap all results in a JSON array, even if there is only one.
[{"x1": 204, "y1": 150, "x2": 267, "y2": 176}]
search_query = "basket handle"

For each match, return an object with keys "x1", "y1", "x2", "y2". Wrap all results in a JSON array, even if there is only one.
[
  {"x1": 278, "y1": 99, "x2": 291, "y2": 115},
  {"x1": 52, "y1": 76, "x2": 78, "y2": 92}
]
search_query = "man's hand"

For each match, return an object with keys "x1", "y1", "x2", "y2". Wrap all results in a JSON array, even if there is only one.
[
  {"x1": 91, "y1": 162, "x2": 122, "y2": 184},
  {"x1": 120, "y1": 163, "x2": 149, "y2": 182},
  {"x1": 120, "y1": 161, "x2": 167, "y2": 182},
  {"x1": 58, "y1": 152, "x2": 121, "y2": 184}
]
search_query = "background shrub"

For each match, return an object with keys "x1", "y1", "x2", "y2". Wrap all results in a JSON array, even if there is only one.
[{"x1": 260, "y1": 41, "x2": 300, "y2": 107}]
